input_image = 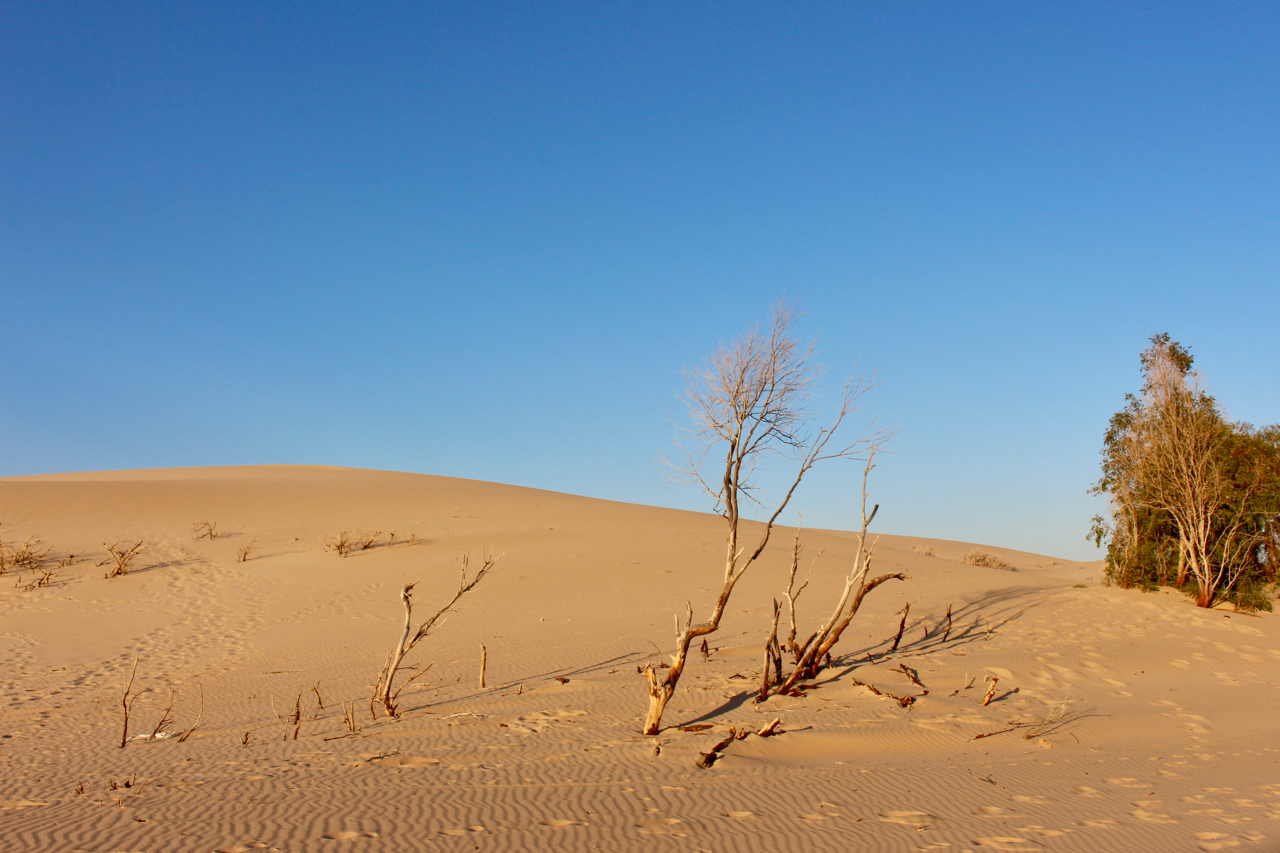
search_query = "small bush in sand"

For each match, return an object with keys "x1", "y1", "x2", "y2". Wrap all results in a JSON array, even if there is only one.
[
  {"x1": 192, "y1": 521, "x2": 220, "y2": 541},
  {"x1": 1, "y1": 532, "x2": 52, "y2": 576},
  {"x1": 322, "y1": 531, "x2": 355, "y2": 557},
  {"x1": 962, "y1": 549, "x2": 1012, "y2": 569},
  {"x1": 100, "y1": 541, "x2": 147, "y2": 578},
  {"x1": 237, "y1": 539, "x2": 258, "y2": 562},
  {"x1": 911, "y1": 545, "x2": 935, "y2": 557}
]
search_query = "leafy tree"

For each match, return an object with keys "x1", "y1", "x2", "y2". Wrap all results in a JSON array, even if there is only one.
[{"x1": 1091, "y1": 335, "x2": 1280, "y2": 610}]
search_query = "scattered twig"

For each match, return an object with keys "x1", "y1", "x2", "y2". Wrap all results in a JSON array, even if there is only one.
[
  {"x1": 942, "y1": 603, "x2": 953, "y2": 643},
  {"x1": 893, "y1": 663, "x2": 927, "y2": 694},
  {"x1": 478, "y1": 644, "x2": 487, "y2": 689},
  {"x1": 851, "y1": 677, "x2": 916, "y2": 708}
]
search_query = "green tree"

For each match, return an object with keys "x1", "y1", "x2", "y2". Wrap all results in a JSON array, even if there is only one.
[{"x1": 1091, "y1": 335, "x2": 1280, "y2": 609}]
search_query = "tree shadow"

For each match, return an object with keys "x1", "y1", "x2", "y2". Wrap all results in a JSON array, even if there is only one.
[{"x1": 834, "y1": 584, "x2": 1047, "y2": 669}]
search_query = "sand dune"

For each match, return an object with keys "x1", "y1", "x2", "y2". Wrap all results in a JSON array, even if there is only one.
[{"x1": 1, "y1": 466, "x2": 1276, "y2": 852}]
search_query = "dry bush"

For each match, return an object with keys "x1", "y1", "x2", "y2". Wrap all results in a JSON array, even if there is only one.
[
  {"x1": 192, "y1": 521, "x2": 220, "y2": 541},
  {"x1": 962, "y1": 549, "x2": 1012, "y2": 569},
  {"x1": 1, "y1": 533, "x2": 52, "y2": 576},
  {"x1": 357, "y1": 531, "x2": 383, "y2": 551},
  {"x1": 911, "y1": 545, "x2": 935, "y2": 557},
  {"x1": 100, "y1": 541, "x2": 147, "y2": 578},
  {"x1": 237, "y1": 539, "x2": 258, "y2": 562},
  {"x1": 322, "y1": 531, "x2": 355, "y2": 557}
]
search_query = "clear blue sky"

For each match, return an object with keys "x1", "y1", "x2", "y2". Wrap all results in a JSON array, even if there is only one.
[{"x1": 3, "y1": 2, "x2": 1277, "y2": 560}]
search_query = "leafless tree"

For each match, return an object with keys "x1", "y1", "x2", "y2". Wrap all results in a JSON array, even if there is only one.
[
  {"x1": 642, "y1": 300, "x2": 892, "y2": 734},
  {"x1": 373, "y1": 552, "x2": 496, "y2": 718}
]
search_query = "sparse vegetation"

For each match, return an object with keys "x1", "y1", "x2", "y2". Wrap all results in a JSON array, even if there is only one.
[
  {"x1": 962, "y1": 549, "x2": 1012, "y2": 569},
  {"x1": 322, "y1": 529, "x2": 415, "y2": 557},
  {"x1": 911, "y1": 545, "x2": 935, "y2": 557}
]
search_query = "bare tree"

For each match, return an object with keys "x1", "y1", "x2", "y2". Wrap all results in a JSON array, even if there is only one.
[
  {"x1": 373, "y1": 552, "x2": 496, "y2": 718},
  {"x1": 642, "y1": 300, "x2": 891, "y2": 734}
]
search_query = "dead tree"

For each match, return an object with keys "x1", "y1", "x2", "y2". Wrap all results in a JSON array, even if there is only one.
[
  {"x1": 778, "y1": 452, "x2": 905, "y2": 694},
  {"x1": 642, "y1": 300, "x2": 892, "y2": 734},
  {"x1": 373, "y1": 552, "x2": 496, "y2": 718}
]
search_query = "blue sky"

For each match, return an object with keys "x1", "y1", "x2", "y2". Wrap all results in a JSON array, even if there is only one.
[{"x1": 3, "y1": 2, "x2": 1277, "y2": 560}]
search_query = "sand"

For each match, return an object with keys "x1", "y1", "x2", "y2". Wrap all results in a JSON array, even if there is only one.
[{"x1": 1, "y1": 465, "x2": 1276, "y2": 852}]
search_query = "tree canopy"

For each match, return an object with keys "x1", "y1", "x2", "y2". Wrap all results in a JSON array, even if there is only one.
[{"x1": 1091, "y1": 335, "x2": 1280, "y2": 610}]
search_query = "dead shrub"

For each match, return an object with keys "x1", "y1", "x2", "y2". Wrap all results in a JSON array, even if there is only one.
[
  {"x1": 962, "y1": 549, "x2": 1012, "y2": 569},
  {"x1": 322, "y1": 531, "x2": 355, "y2": 557},
  {"x1": 192, "y1": 521, "x2": 220, "y2": 541},
  {"x1": 100, "y1": 541, "x2": 147, "y2": 578},
  {"x1": 911, "y1": 545, "x2": 935, "y2": 557},
  {"x1": 237, "y1": 539, "x2": 258, "y2": 562}
]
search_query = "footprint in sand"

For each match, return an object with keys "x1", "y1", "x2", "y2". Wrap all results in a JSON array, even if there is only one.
[
  {"x1": 635, "y1": 818, "x2": 685, "y2": 836},
  {"x1": 878, "y1": 810, "x2": 938, "y2": 829},
  {"x1": 439, "y1": 827, "x2": 486, "y2": 836},
  {"x1": 1011, "y1": 795, "x2": 1054, "y2": 806},
  {"x1": 1078, "y1": 818, "x2": 1119, "y2": 829},
  {"x1": 1073, "y1": 787, "x2": 1104, "y2": 798},
  {"x1": 971, "y1": 837, "x2": 1043, "y2": 851},
  {"x1": 507, "y1": 709, "x2": 587, "y2": 734},
  {"x1": 974, "y1": 806, "x2": 1027, "y2": 817},
  {"x1": 0, "y1": 800, "x2": 46, "y2": 810},
  {"x1": 1130, "y1": 805, "x2": 1177, "y2": 824},
  {"x1": 539, "y1": 819, "x2": 587, "y2": 827},
  {"x1": 320, "y1": 831, "x2": 378, "y2": 841},
  {"x1": 216, "y1": 843, "x2": 289, "y2": 852},
  {"x1": 1194, "y1": 832, "x2": 1244, "y2": 851},
  {"x1": 1105, "y1": 777, "x2": 1151, "y2": 789},
  {"x1": 367, "y1": 755, "x2": 440, "y2": 768},
  {"x1": 724, "y1": 811, "x2": 754, "y2": 819},
  {"x1": 1017, "y1": 825, "x2": 1068, "y2": 837}
]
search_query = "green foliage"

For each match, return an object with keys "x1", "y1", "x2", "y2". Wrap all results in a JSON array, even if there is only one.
[{"x1": 1091, "y1": 334, "x2": 1280, "y2": 610}]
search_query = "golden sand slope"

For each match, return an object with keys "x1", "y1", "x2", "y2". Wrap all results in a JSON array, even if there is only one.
[{"x1": 1, "y1": 466, "x2": 1277, "y2": 853}]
